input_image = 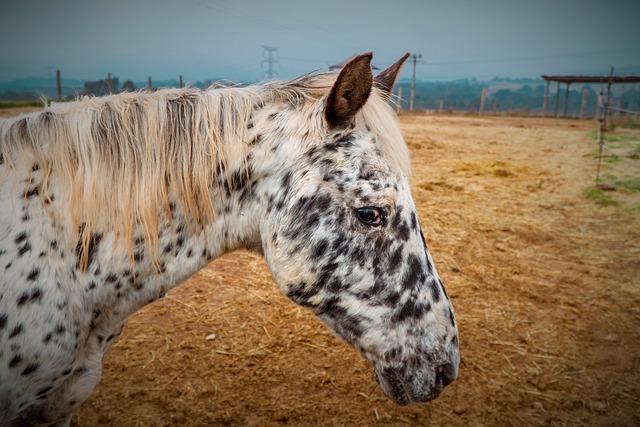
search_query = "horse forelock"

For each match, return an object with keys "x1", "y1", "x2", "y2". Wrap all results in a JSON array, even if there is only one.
[{"x1": 0, "y1": 73, "x2": 409, "y2": 269}]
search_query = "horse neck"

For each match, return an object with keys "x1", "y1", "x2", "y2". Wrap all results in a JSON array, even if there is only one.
[{"x1": 84, "y1": 108, "x2": 305, "y2": 318}]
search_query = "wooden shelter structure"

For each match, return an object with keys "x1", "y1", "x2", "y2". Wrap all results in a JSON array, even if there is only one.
[{"x1": 541, "y1": 73, "x2": 640, "y2": 118}]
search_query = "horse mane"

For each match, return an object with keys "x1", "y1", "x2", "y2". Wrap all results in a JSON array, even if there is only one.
[{"x1": 0, "y1": 73, "x2": 409, "y2": 269}]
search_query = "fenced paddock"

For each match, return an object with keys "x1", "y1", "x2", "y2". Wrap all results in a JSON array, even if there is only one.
[
  {"x1": 4, "y1": 106, "x2": 638, "y2": 425},
  {"x1": 66, "y1": 113, "x2": 638, "y2": 426}
]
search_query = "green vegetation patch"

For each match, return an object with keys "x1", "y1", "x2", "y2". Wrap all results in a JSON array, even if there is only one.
[
  {"x1": 614, "y1": 177, "x2": 640, "y2": 193},
  {"x1": 584, "y1": 187, "x2": 618, "y2": 207},
  {"x1": 0, "y1": 100, "x2": 44, "y2": 109}
]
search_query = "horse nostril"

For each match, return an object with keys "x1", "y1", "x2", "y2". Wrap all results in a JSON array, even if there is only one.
[{"x1": 435, "y1": 363, "x2": 456, "y2": 387}]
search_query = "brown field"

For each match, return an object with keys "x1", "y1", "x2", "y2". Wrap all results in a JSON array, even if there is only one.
[{"x1": 7, "y1": 108, "x2": 640, "y2": 425}]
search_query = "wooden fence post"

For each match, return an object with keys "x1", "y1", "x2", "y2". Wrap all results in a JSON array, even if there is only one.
[
  {"x1": 107, "y1": 73, "x2": 112, "y2": 94},
  {"x1": 554, "y1": 81, "x2": 560, "y2": 117},
  {"x1": 542, "y1": 80, "x2": 550, "y2": 116},
  {"x1": 579, "y1": 88, "x2": 589, "y2": 119},
  {"x1": 55, "y1": 69, "x2": 62, "y2": 100},
  {"x1": 563, "y1": 83, "x2": 571, "y2": 117},
  {"x1": 479, "y1": 88, "x2": 487, "y2": 115}
]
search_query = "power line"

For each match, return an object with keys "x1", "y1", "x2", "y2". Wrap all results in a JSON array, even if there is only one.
[
  {"x1": 409, "y1": 53, "x2": 423, "y2": 111},
  {"x1": 426, "y1": 47, "x2": 640, "y2": 66},
  {"x1": 262, "y1": 46, "x2": 279, "y2": 80}
]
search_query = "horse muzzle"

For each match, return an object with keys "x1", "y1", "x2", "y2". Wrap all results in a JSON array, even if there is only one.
[{"x1": 373, "y1": 353, "x2": 459, "y2": 405}]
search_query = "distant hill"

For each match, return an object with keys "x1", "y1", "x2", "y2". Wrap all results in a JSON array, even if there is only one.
[
  {"x1": 0, "y1": 77, "x2": 85, "y2": 99},
  {"x1": 2, "y1": 74, "x2": 638, "y2": 115},
  {"x1": 0, "y1": 76, "x2": 234, "y2": 100}
]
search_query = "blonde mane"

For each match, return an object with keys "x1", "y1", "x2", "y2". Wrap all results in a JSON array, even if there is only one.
[{"x1": 0, "y1": 74, "x2": 409, "y2": 269}]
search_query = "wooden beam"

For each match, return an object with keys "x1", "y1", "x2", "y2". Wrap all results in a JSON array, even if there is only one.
[
  {"x1": 579, "y1": 88, "x2": 589, "y2": 119},
  {"x1": 542, "y1": 80, "x2": 550, "y2": 116},
  {"x1": 563, "y1": 83, "x2": 571, "y2": 117},
  {"x1": 554, "y1": 81, "x2": 560, "y2": 117}
]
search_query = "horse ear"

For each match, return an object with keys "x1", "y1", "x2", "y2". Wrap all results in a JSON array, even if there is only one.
[
  {"x1": 374, "y1": 53, "x2": 410, "y2": 97},
  {"x1": 325, "y1": 52, "x2": 373, "y2": 129}
]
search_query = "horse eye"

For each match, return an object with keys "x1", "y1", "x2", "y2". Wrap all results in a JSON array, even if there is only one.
[{"x1": 356, "y1": 207, "x2": 383, "y2": 226}]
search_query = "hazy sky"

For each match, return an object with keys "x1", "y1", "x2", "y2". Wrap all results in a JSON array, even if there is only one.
[{"x1": 1, "y1": 0, "x2": 639, "y2": 82}]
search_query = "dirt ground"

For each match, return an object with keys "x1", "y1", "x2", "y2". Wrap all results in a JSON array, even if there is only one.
[{"x1": 20, "y1": 112, "x2": 639, "y2": 425}]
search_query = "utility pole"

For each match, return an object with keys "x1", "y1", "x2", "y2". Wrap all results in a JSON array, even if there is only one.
[
  {"x1": 179, "y1": 75, "x2": 183, "y2": 88},
  {"x1": 55, "y1": 69, "x2": 62, "y2": 101},
  {"x1": 396, "y1": 87, "x2": 403, "y2": 113},
  {"x1": 106, "y1": 73, "x2": 112, "y2": 94},
  {"x1": 148, "y1": 76, "x2": 153, "y2": 91},
  {"x1": 479, "y1": 88, "x2": 488, "y2": 115},
  {"x1": 261, "y1": 46, "x2": 279, "y2": 80},
  {"x1": 409, "y1": 53, "x2": 422, "y2": 111}
]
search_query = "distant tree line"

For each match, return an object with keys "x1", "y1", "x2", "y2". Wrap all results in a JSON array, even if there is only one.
[
  {"x1": 2, "y1": 75, "x2": 640, "y2": 116},
  {"x1": 395, "y1": 79, "x2": 640, "y2": 116}
]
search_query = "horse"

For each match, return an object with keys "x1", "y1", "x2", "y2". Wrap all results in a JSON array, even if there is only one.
[{"x1": 0, "y1": 52, "x2": 459, "y2": 425}]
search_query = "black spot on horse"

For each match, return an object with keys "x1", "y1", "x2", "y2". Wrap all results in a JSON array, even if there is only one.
[
  {"x1": 429, "y1": 278, "x2": 441, "y2": 303},
  {"x1": 18, "y1": 242, "x2": 32, "y2": 257},
  {"x1": 388, "y1": 246, "x2": 403, "y2": 274},
  {"x1": 286, "y1": 282, "x2": 319, "y2": 307},
  {"x1": 401, "y1": 255, "x2": 423, "y2": 291},
  {"x1": 9, "y1": 354, "x2": 22, "y2": 368},
  {"x1": 396, "y1": 221, "x2": 410, "y2": 241},
  {"x1": 36, "y1": 385, "x2": 53, "y2": 396},
  {"x1": 384, "y1": 291, "x2": 400, "y2": 306},
  {"x1": 21, "y1": 363, "x2": 39, "y2": 376},
  {"x1": 43, "y1": 333, "x2": 52, "y2": 344},
  {"x1": 16, "y1": 293, "x2": 29, "y2": 306},
  {"x1": 349, "y1": 245, "x2": 366, "y2": 267},
  {"x1": 393, "y1": 299, "x2": 431, "y2": 322},
  {"x1": 9, "y1": 324, "x2": 23, "y2": 339},
  {"x1": 317, "y1": 296, "x2": 345, "y2": 316},
  {"x1": 24, "y1": 186, "x2": 40, "y2": 198},
  {"x1": 281, "y1": 171, "x2": 292, "y2": 191},
  {"x1": 26, "y1": 268, "x2": 40, "y2": 281},
  {"x1": 337, "y1": 315, "x2": 365, "y2": 338},
  {"x1": 14, "y1": 232, "x2": 27, "y2": 245},
  {"x1": 410, "y1": 212, "x2": 418, "y2": 231},
  {"x1": 0, "y1": 314, "x2": 7, "y2": 329},
  {"x1": 313, "y1": 239, "x2": 328, "y2": 258}
]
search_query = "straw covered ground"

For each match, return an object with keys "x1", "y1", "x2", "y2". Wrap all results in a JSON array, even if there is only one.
[{"x1": 39, "y1": 113, "x2": 640, "y2": 425}]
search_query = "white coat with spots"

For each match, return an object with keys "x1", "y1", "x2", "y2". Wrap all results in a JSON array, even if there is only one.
[{"x1": 0, "y1": 53, "x2": 459, "y2": 425}]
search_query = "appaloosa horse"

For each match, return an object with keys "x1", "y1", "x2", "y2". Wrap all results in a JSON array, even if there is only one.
[{"x1": 0, "y1": 53, "x2": 459, "y2": 425}]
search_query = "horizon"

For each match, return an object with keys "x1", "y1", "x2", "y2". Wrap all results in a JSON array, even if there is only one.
[{"x1": 1, "y1": 0, "x2": 640, "y2": 84}]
